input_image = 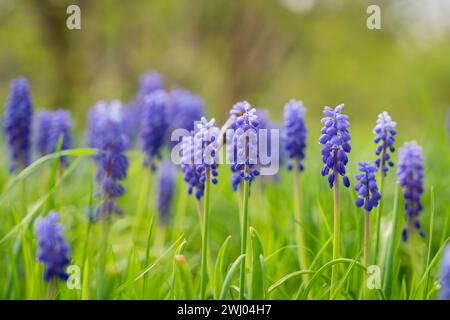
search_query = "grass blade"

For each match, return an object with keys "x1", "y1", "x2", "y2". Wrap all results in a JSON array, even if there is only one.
[
  {"x1": 214, "y1": 236, "x2": 232, "y2": 299},
  {"x1": 220, "y1": 254, "x2": 246, "y2": 299},
  {"x1": 250, "y1": 227, "x2": 265, "y2": 299}
]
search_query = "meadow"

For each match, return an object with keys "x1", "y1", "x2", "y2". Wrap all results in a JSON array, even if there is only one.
[
  {"x1": 1, "y1": 0, "x2": 450, "y2": 302},
  {"x1": 0, "y1": 79, "x2": 448, "y2": 300}
]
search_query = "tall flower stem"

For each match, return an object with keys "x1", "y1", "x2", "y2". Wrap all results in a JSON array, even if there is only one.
[
  {"x1": 46, "y1": 278, "x2": 56, "y2": 300},
  {"x1": 200, "y1": 169, "x2": 211, "y2": 300},
  {"x1": 239, "y1": 168, "x2": 250, "y2": 300},
  {"x1": 330, "y1": 166, "x2": 340, "y2": 299},
  {"x1": 294, "y1": 160, "x2": 309, "y2": 275},
  {"x1": 364, "y1": 210, "x2": 370, "y2": 299},
  {"x1": 374, "y1": 163, "x2": 385, "y2": 264}
]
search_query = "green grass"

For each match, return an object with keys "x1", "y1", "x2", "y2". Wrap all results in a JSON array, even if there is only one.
[{"x1": 0, "y1": 117, "x2": 449, "y2": 300}]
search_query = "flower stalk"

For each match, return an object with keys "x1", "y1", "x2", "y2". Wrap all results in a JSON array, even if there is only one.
[{"x1": 200, "y1": 169, "x2": 211, "y2": 300}]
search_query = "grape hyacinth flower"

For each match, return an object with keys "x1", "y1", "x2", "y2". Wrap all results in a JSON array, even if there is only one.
[
  {"x1": 36, "y1": 110, "x2": 53, "y2": 156},
  {"x1": 157, "y1": 160, "x2": 175, "y2": 224},
  {"x1": 87, "y1": 100, "x2": 130, "y2": 219},
  {"x1": 229, "y1": 101, "x2": 260, "y2": 186},
  {"x1": 121, "y1": 101, "x2": 141, "y2": 144},
  {"x1": 36, "y1": 109, "x2": 73, "y2": 165},
  {"x1": 355, "y1": 162, "x2": 381, "y2": 275},
  {"x1": 374, "y1": 111, "x2": 396, "y2": 175},
  {"x1": 140, "y1": 90, "x2": 170, "y2": 170},
  {"x1": 121, "y1": 71, "x2": 164, "y2": 144},
  {"x1": 355, "y1": 162, "x2": 382, "y2": 212},
  {"x1": 438, "y1": 244, "x2": 450, "y2": 300},
  {"x1": 318, "y1": 103, "x2": 351, "y2": 296},
  {"x1": 229, "y1": 107, "x2": 270, "y2": 189},
  {"x1": 48, "y1": 110, "x2": 73, "y2": 166},
  {"x1": 283, "y1": 99, "x2": 307, "y2": 171},
  {"x1": 228, "y1": 101, "x2": 260, "y2": 300},
  {"x1": 319, "y1": 104, "x2": 351, "y2": 188},
  {"x1": 169, "y1": 87, "x2": 204, "y2": 133},
  {"x1": 181, "y1": 134, "x2": 206, "y2": 200},
  {"x1": 186, "y1": 117, "x2": 219, "y2": 300},
  {"x1": 35, "y1": 210, "x2": 71, "y2": 282},
  {"x1": 282, "y1": 99, "x2": 309, "y2": 274},
  {"x1": 137, "y1": 71, "x2": 165, "y2": 101},
  {"x1": 373, "y1": 112, "x2": 396, "y2": 260},
  {"x1": 4, "y1": 76, "x2": 33, "y2": 173},
  {"x1": 396, "y1": 141, "x2": 425, "y2": 241}
]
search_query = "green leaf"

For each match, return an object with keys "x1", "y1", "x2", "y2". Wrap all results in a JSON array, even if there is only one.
[
  {"x1": 250, "y1": 227, "x2": 265, "y2": 300},
  {"x1": 268, "y1": 270, "x2": 317, "y2": 294},
  {"x1": 214, "y1": 236, "x2": 231, "y2": 299},
  {"x1": 383, "y1": 183, "x2": 400, "y2": 298},
  {"x1": 82, "y1": 260, "x2": 90, "y2": 300},
  {"x1": 219, "y1": 254, "x2": 245, "y2": 300},
  {"x1": 175, "y1": 255, "x2": 195, "y2": 300}
]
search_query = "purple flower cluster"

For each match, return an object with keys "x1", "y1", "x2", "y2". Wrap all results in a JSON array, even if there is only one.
[
  {"x1": 36, "y1": 110, "x2": 53, "y2": 156},
  {"x1": 181, "y1": 117, "x2": 219, "y2": 199},
  {"x1": 169, "y1": 87, "x2": 205, "y2": 133},
  {"x1": 283, "y1": 100, "x2": 307, "y2": 171},
  {"x1": 438, "y1": 244, "x2": 450, "y2": 300},
  {"x1": 87, "y1": 101, "x2": 129, "y2": 219},
  {"x1": 4, "y1": 77, "x2": 33, "y2": 172},
  {"x1": 140, "y1": 90, "x2": 170, "y2": 170},
  {"x1": 374, "y1": 111, "x2": 396, "y2": 175},
  {"x1": 355, "y1": 162, "x2": 381, "y2": 211},
  {"x1": 396, "y1": 141, "x2": 425, "y2": 241},
  {"x1": 181, "y1": 134, "x2": 205, "y2": 199},
  {"x1": 137, "y1": 71, "x2": 165, "y2": 101},
  {"x1": 36, "y1": 109, "x2": 73, "y2": 166},
  {"x1": 35, "y1": 211, "x2": 71, "y2": 282},
  {"x1": 319, "y1": 104, "x2": 351, "y2": 188},
  {"x1": 157, "y1": 160, "x2": 175, "y2": 223},
  {"x1": 228, "y1": 101, "x2": 260, "y2": 190}
]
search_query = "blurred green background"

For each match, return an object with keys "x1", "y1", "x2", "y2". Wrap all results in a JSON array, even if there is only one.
[{"x1": 1, "y1": 0, "x2": 449, "y2": 130}]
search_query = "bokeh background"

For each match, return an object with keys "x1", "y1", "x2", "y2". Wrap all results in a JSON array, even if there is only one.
[{"x1": 1, "y1": 0, "x2": 450, "y2": 131}]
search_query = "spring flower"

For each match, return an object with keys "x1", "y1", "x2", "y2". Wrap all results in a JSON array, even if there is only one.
[
  {"x1": 121, "y1": 101, "x2": 141, "y2": 143},
  {"x1": 137, "y1": 71, "x2": 165, "y2": 100},
  {"x1": 355, "y1": 162, "x2": 381, "y2": 211},
  {"x1": 374, "y1": 112, "x2": 396, "y2": 175},
  {"x1": 36, "y1": 110, "x2": 53, "y2": 156},
  {"x1": 396, "y1": 141, "x2": 425, "y2": 241},
  {"x1": 140, "y1": 90, "x2": 170, "y2": 169},
  {"x1": 438, "y1": 244, "x2": 450, "y2": 300},
  {"x1": 169, "y1": 87, "x2": 204, "y2": 133},
  {"x1": 157, "y1": 160, "x2": 175, "y2": 224},
  {"x1": 35, "y1": 210, "x2": 71, "y2": 282},
  {"x1": 229, "y1": 101, "x2": 260, "y2": 187},
  {"x1": 4, "y1": 76, "x2": 33, "y2": 172},
  {"x1": 48, "y1": 110, "x2": 73, "y2": 166},
  {"x1": 181, "y1": 134, "x2": 204, "y2": 199},
  {"x1": 36, "y1": 109, "x2": 73, "y2": 165},
  {"x1": 181, "y1": 117, "x2": 219, "y2": 199},
  {"x1": 194, "y1": 117, "x2": 220, "y2": 182},
  {"x1": 319, "y1": 104, "x2": 351, "y2": 188},
  {"x1": 283, "y1": 100, "x2": 307, "y2": 171},
  {"x1": 87, "y1": 100, "x2": 129, "y2": 219}
]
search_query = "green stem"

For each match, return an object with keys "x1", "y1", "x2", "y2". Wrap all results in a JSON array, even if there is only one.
[
  {"x1": 293, "y1": 161, "x2": 309, "y2": 280},
  {"x1": 239, "y1": 173, "x2": 250, "y2": 300},
  {"x1": 383, "y1": 184, "x2": 399, "y2": 298},
  {"x1": 364, "y1": 210, "x2": 370, "y2": 299},
  {"x1": 200, "y1": 170, "x2": 211, "y2": 300},
  {"x1": 46, "y1": 278, "x2": 56, "y2": 300},
  {"x1": 374, "y1": 172, "x2": 384, "y2": 264},
  {"x1": 99, "y1": 219, "x2": 111, "y2": 299},
  {"x1": 424, "y1": 186, "x2": 435, "y2": 299},
  {"x1": 142, "y1": 216, "x2": 154, "y2": 298},
  {"x1": 330, "y1": 167, "x2": 340, "y2": 299}
]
